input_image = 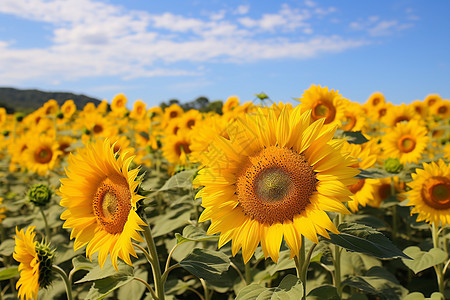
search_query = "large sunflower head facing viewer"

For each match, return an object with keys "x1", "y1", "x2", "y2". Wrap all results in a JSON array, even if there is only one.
[
  {"x1": 194, "y1": 104, "x2": 359, "y2": 263},
  {"x1": 59, "y1": 139, "x2": 146, "y2": 270}
]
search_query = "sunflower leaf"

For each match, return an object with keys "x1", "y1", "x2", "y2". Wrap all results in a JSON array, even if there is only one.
[
  {"x1": 307, "y1": 285, "x2": 340, "y2": 300},
  {"x1": 401, "y1": 246, "x2": 447, "y2": 274},
  {"x1": 235, "y1": 274, "x2": 303, "y2": 300},
  {"x1": 159, "y1": 169, "x2": 197, "y2": 191},
  {"x1": 85, "y1": 274, "x2": 133, "y2": 300},
  {"x1": 324, "y1": 222, "x2": 410, "y2": 259},
  {"x1": 75, "y1": 259, "x2": 134, "y2": 284},
  {"x1": 342, "y1": 266, "x2": 408, "y2": 299},
  {"x1": 179, "y1": 248, "x2": 230, "y2": 282},
  {"x1": 175, "y1": 225, "x2": 219, "y2": 245},
  {"x1": 341, "y1": 131, "x2": 369, "y2": 144},
  {"x1": 0, "y1": 266, "x2": 19, "y2": 281}
]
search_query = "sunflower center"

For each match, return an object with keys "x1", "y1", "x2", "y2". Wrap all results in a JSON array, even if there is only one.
[
  {"x1": 372, "y1": 98, "x2": 380, "y2": 106},
  {"x1": 438, "y1": 106, "x2": 447, "y2": 114},
  {"x1": 59, "y1": 142, "x2": 70, "y2": 154},
  {"x1": 378, "y1": 108, "x2": 387, "y2": 118},
  {"x1": 378, "y1": 184, "x2": 391, "y2": 201},
  {"x1": 342, "y1": 113, "x2": 357, "y2": 131},
  {"x1": 175, "y1": 141, "x2": 191, "y2": 157},
  {"x1": 34, "y1": 147, "x2": 53, "y2": 164},
  {"x1": 170, "y1": 111, "x2": 178, "y2": 118},
  {"x1": 394, "y1": 116, "x2": 410, "y2": 125},
  {"x1": 236, "y1": 146, "x2": 317, "y2": 225},
  {"x1": 93, "y1": 176, "x2": 131, "y2": 234},
  {"x1": 93, "y1": 124, "x2": 103, "y2": 134},
  {"x1": 312, "y1": 101, "x2": 336, "y2": 124},
  {"x1": 187, "y1": 119, "x2": 196, "y2": 129},
  {"x1": 348, "y1": 179, "x2": 365, "y2": 194},
  {"x1": 398, "y1": 136, "x2": 416, "y2": 153},
  {"x1": 422, "y1": 177, "x2": 450, "y2": 210}
]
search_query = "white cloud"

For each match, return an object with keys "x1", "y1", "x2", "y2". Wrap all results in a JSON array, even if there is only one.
[
  {"x1": 349, "y1": 14, "x2": 416, "y2": 37},
  {"x1": 0, "y1": 0, "x2": 370, "y2": 85},
  {"x1": 234, "y1": 5, "x2": 250, "y2": 15}
]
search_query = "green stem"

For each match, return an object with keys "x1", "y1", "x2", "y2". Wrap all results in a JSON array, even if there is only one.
[
  {"x1": 134, "y1": 277, "x2": 157, "y2": 299},
  {"x1": 39, "y1": 207, "x2": 51, "y2": 240},
  {"x1": 142, "y1": 221, "x2": 165, "y2": 300},
  {"x1": 299, "y1": 235, "x2": 307, "y2": 300},
  {"x1": 200, "y1": 279, "x2": 211, "y2": 300},
  {"x1": 390, "y1": 178, "x2": 398, "y2": 242},
  {"x1": 294, "y1": 256, "x2": 302, "y2": 278},
  {"x1": 244, "y1": 261, "x2": 252, "y2": 285},
  {"x1": 52, "y1": 265, "x2": 73, "y2": 300},
  {"x1": 230, "y1": 262, "x2": 247, "y2": 285},
  {"x1": 334, "y1": 214, "x2": 342, "y2": 298},
  {"x1": 161, "y1": 263, "x2": 181, "y2": 283},
  {"x1": 432, "y1": 223, "x2": 445, "y2": 295}
]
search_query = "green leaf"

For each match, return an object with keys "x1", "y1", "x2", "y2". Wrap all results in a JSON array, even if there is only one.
[
  {"x1": 356, "y1": 168, "x2": 392, "y2": 179},
  {"x1": 151, "y1": 205, "x2": 192, "y2": 238},
  {"x1": 118, "y1": 268, "x2": 147, "y2": 300},
  {"x1": 0, "y1": 267, "x2": 19, "y2": 281},
  {"x1": 325, "y1": 222, "x2": 410, "y2": 259},
  {"x1": 85, "y1": 274, "x2": 133, "y2": 300},
  {"x1": 75, "y1": 259, "x2": 134, "y2": 284},
  {"x1": 72, "y1": 256, "x2": 96, "y2": 273},
  {"x1": 307, "y1": 285, "x2": 339, "y2": 300},
  {"x1": 179, "y1": 248, "x2": 230, "y2": 282},
  {"x1": 175, "y1": 225, "x2": 219, "y2": 245},
  {"x1": 159, "y1": 169, "x2": 197, "y2": 191},
  {"x1": 342, "y1": 266, "x2": 407, "y2": 300},
  {"x1": 0, "y1": 239, "x2": 15, "y2": 256},
  {"x1": 342, "y1": 131, "x2": 369, "y2": 144},
  {"x1": 235, "y1": 274, "x2": 303, "y2": 300},
  {"x1": 401, "y1": 246, "x2": 447, "y2": 274}
]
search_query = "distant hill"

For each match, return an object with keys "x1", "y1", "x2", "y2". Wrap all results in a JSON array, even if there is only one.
[{"x1": 0, "y1": 87, "x2": 102, "y2": 114}]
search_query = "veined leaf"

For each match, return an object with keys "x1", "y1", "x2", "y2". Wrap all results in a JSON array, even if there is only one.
[
  {"x1": 236, "y1": 274, "x2": 303, "y2": 300},
  {"x1": 401, "y1": 246, "x2": 447, "y2": 274},
  {"x1": 179, "y1": 248, "x2": 230, "y2": 283}
]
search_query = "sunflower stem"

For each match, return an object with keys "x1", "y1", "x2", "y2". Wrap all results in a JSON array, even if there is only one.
[
  {"x1": 142, "y1": 221, "x2": 165, "y2": 300},
  {"x1": 134, "y1": 277, "x2": 157, "y2": 299},
  {"x1": 390, "y1": 178, "x2": 398, "y2": 242},
  {"x1": 431, "y1": 223, "x2": 445, "y2": 295},
  {"x1": 244, "y1": 261, "x2": 252, "y2": 285},
  {"x1": 52, "y1": 265, "x2": 73, "y2": 300},
  {"x1": 333, "y1": 214, "x2": 343, "y2": 298},
  {"x1": 230, "y1": 262, "x2": 247, "y2": 285},
  {"x1": 39, "y1": 207, "x2": 51, "y2": 240}
]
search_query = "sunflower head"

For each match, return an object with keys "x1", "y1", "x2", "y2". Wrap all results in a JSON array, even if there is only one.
[
  {"x1": 34, "y1": 240, "x2": 55, "y2": 289},
  {"x1": 27, "y1": 184, "x2": 53, "y2": 207},
  {"x1": 384, "y1": 158, "x2": 403, "y2": 174},
  {"x1": 195, "y1": 104, "x2": 359, "y2": 263},
  {"x1": 59, "y1": 139, "x2": 146, "y2": 270},
  {"x1": 407, "y1": 160, "x2": 450, "y2": 225}
]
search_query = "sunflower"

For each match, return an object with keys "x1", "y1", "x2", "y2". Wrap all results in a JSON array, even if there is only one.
[
  {"x1": 369, "y1": 177, "x2": 405, "y2": 207},
  {"x1": 341, "y1": 141, "x2": 378, "y2": 212},
  {"x1": 13, "y1": 227, "x2": 40, "y2": 300},
  {"x1": 340, "y1": 100, "x2": 367, "y2": 132},
  {"x1": 424, "y1": 94, "x2": 442, "y2": 107},
  {"x1": 406, "y1": 160, "x2": 450, "y2": 225},
  {"x1": 0, "y1": 197, "x2": 6, "y2": 223},
  {"x1": 61, "y1": 99, "x2": 77, "y2": 119},
  {"x1": 381, "y1": 120, "x2": 429, "y2": 165},
  {"x1": 13, "y1": 226, "x2": 54, "y2": 300},
  {"x1": 381, "y1": 104, "x2": 420, "y2": 128},
  {"x1": 163, "y1": 104, "x2": 184, "y2": 127},
  {"x1": 57, "y1": 135, "x2": 77, "y2": 156},
  {"x1": 97, "y1": 100, "x2": 109, "y2": 114},
  {"x1": 42, "y1": 99, "x2": 59, "y2": 115},
  {"x1": 411, "y1": 100, "x2": 428, "y2": 118},
  {"x1": 162, "y1": 130, "x2": 192, "y2": 165},
  {"x1": 130, "y1": 100, "x2": 147, "y2": 120},
  {"x1": 223, "y1": 96, "x2": 240, "y2": 113},
  {"x1": 0, "y1": 107, "x2": 7, "y2": 124},
  {"x1": 111, "y1": 94, "x2": 128, "y2": 115},
  {"x1": 194, "y1": 105, "x2": 359, "y2": 263},
  {"x1": 82, "y1": 102, "x2": 96, "y2": 114},
  {"x1": 295, "y1": 84, "x2": 345, "y2": 127},
  {"x1": 365, "y1": 92, "x2": 386, "y2": 109},
  {"x1": 59, "y1": 139, "x2": 146, "y2": 269},
  {"x1": 430, "y1": 99, "x2": 450, "y2": 120},
  {"x1": 24, "y1": 135, "x2": 62, "y2": 176},
  {"x1": 180, "y1": 109, "x2": 202, "y2": 130}
]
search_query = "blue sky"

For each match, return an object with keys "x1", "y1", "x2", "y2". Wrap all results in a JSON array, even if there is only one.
[{"x1": 0, "y1": 0, "x2": 449, "y2": 108}]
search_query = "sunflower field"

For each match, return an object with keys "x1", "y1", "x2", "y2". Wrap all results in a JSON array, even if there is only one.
[{"x1": 0, "y1": 85, "x2": 450, "y2": 300}]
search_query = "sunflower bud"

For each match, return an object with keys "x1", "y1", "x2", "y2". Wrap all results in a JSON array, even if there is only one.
[
  {"x1": 2, "y1": 130, "x2": 10, "y2": 137},
  {"x1": 384, "y1": 158, "x2": 403, "y2": 174},
  {"x1": 27, "y1": 184, "x2": 53, "y2": 207},
  {"x1": 56, "y1": 112, "x2": 64, "y2": 119},
  {"x1": 83, "y1": 128, "x2": 91, "y2": 135},
  {"x1": 35, "y1": 241, "x2": 55, "y2": 289}
]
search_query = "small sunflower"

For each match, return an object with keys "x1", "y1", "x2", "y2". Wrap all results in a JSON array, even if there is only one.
[
  {"x1": 365, "y1": 92, "x2": 386, "y2": 109},
  {"x1": 25, "y1": 135, "x2": 62, "y2": 176},
  {"x1": 0, "y1": 107, "x2": 7, "y2": 124},
  {"x1": 130, "y1": 100, "x2": 147, "y2": 120},
  {"x1": 163, "y1": 104, "x2": 184, "y2": 126},
  {"x1": 340, "y1": 100, "x2": 367, "y2": 132},
  {"x1": 14, "y1": 226, "x2": 54, "y2": 300},
  {"x1": 42, "y1": 99, "x2": 59, "y2": 115},
  {"x1": 180, "y1": 109, "x2": 202, "y2": 130},
  {"x1": 381, "y1": 120, "x2": 429, "y2": 164},
  {"x1": 223, "y1": 96, "x2": 240, "y2": 113},
  {"x1": 424, "y1": 94, "x2": 442, "y2": 108},
  {"x1": 162, "y1": 131, "x2": 192, "y2": 165},
  {"x1": 430, "y1": 99, "x2": 450, "y2": 120},
  {"x1": 411, "y1": 100, "x2": 428, "y2": 118},
  {"x1": 406, "y1": 160, "x2": 450, "y2": 225},
  {"x1": 369, "y1": 177, "x2": 405, "y2": 207},
  {"x1": 59, "y1": 139, "x2": 146, "y2": 269},
  {"x1": 111, "y1": 94, "x2": 128, "y2": 115},
  {"x1": 295, "y1": 84, "x2": 345, "y2": 127},
  {"x1": 381, "y1": 104, "x2": 420, "y2": 128},
  {"x1": 82, "y1": 102, "x2": 97, "y2": 114},
  {"x1": 61, "y1": 100, "x2": 77, "y2": 119},
  {"x1": 194, "y1": 105, "x2": 359, "y2": 263}
]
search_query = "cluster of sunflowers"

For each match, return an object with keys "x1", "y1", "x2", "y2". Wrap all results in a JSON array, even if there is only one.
[{"x1": 0, "y1": 84, "x2": 449, "y2": 300}]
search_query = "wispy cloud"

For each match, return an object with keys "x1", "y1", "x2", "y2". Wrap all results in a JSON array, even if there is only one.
[
  {"x1": 0, "y1": 0, "x2": 386, "y2": 86},
  {"x1": 349, "y1": 13, "x2": 415, "y2": 37}
]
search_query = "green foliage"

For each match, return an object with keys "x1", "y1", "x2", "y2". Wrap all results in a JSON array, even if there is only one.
[
  {"x1": 179, "y1": 248, "x2": 231, "y2": 283},
  {"x1": 340, "y1": 131, "x2": 369, "y2": 144},
  {"x1": 401, "y1": 247, "x2": 447, "y2": 274},
  {"x1": 0, "y1": 266, "x2": 19, "y2": 281},
  {"x1": 325, "y1": 222, "x2": 410, "y2": 259},
  {"x1": 235, "y1": 274, "x2": 303, "y2": 300}
]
